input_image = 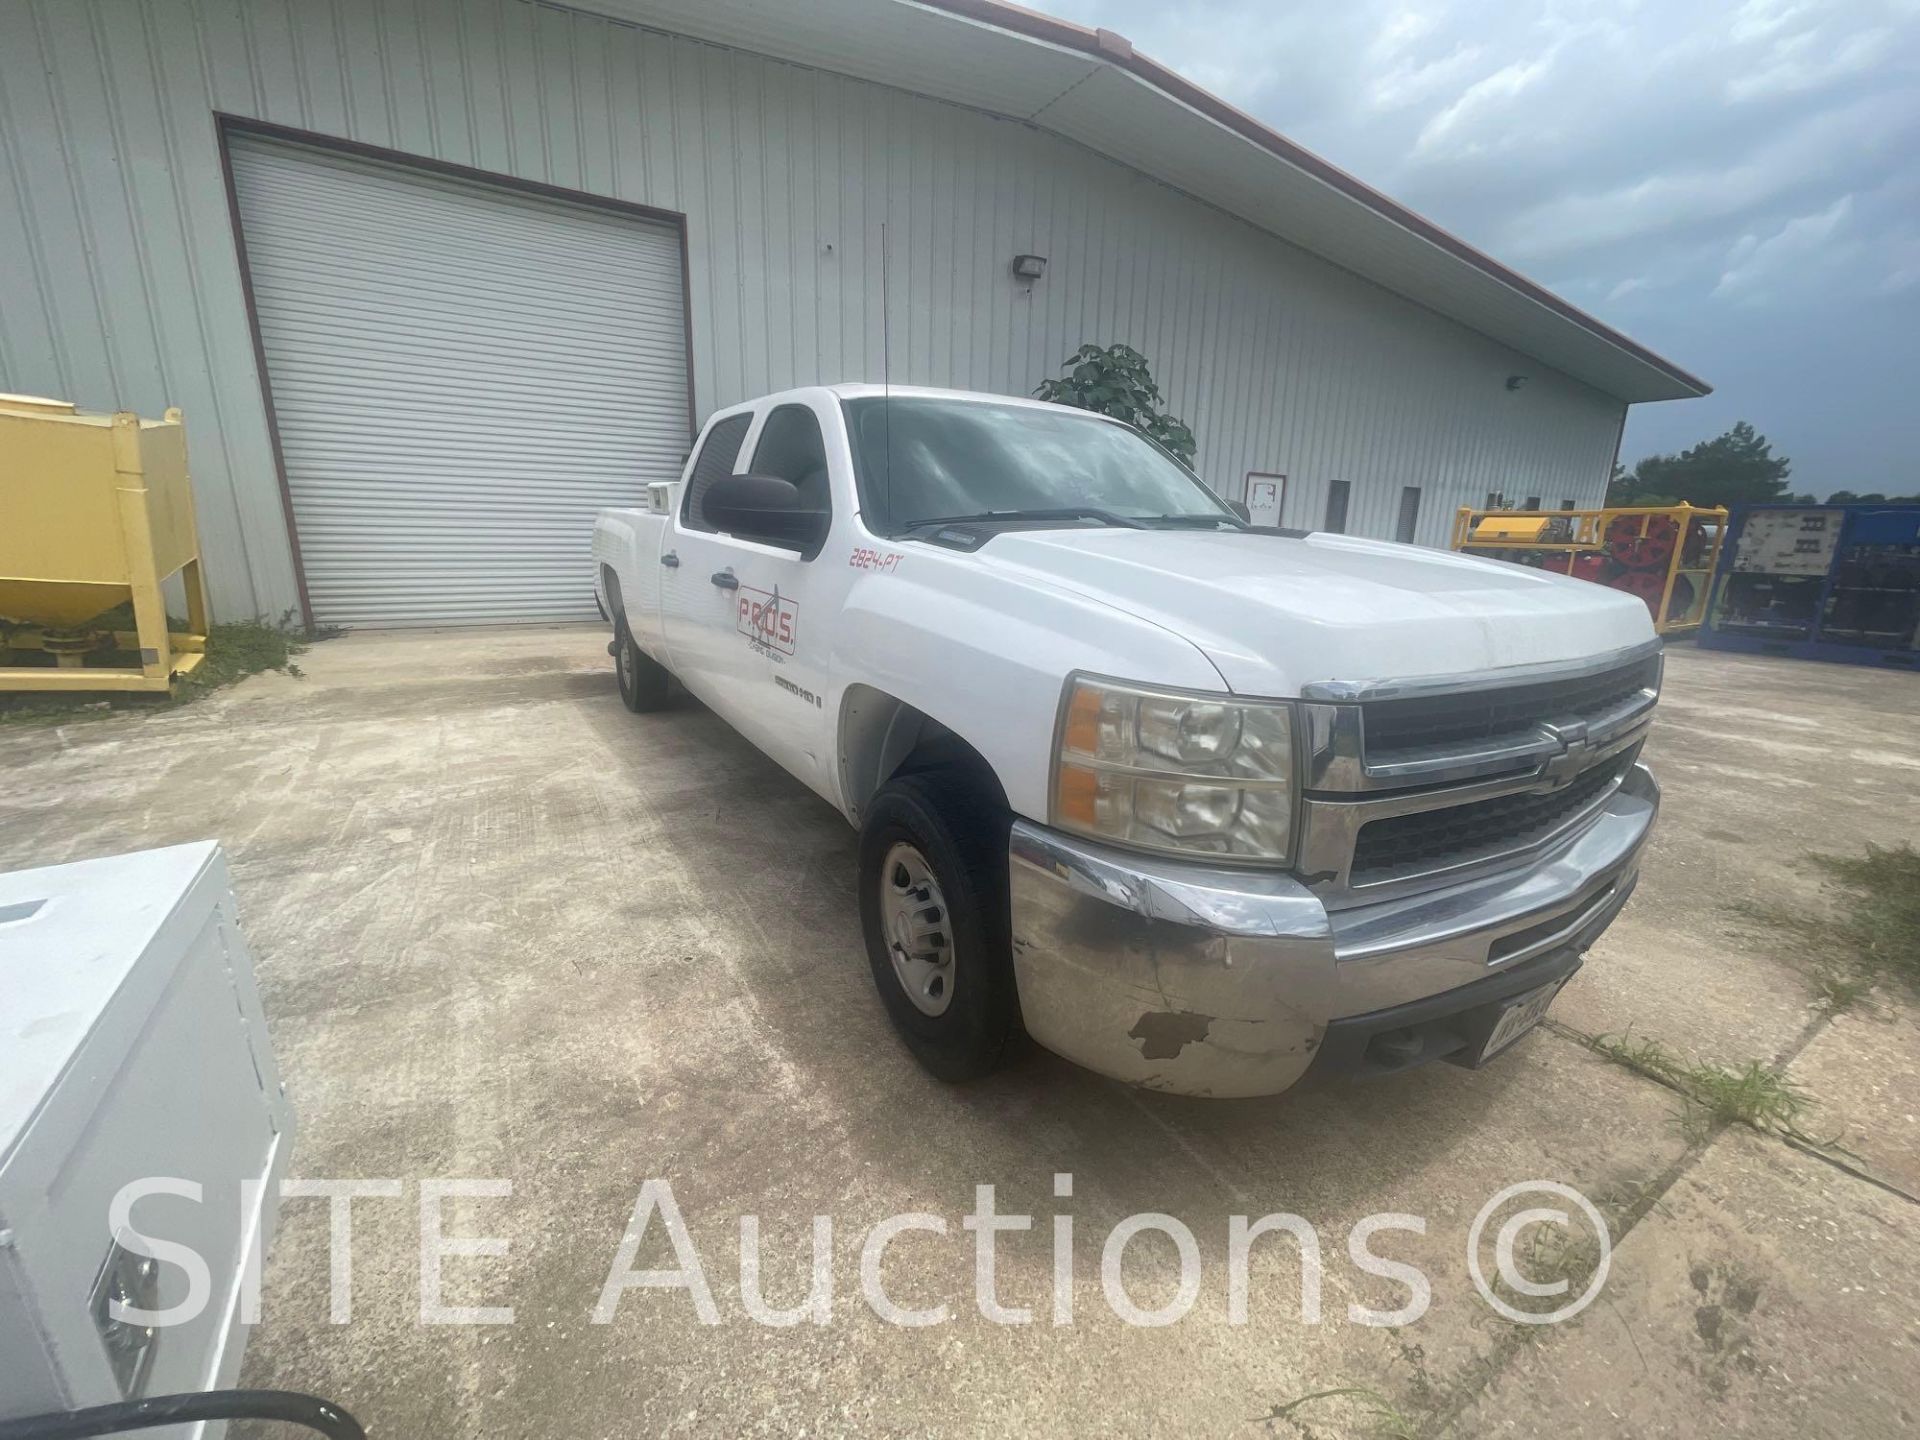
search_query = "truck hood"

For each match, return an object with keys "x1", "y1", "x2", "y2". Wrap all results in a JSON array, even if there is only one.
[{"x1": 976, "y1": 528, "x2": 1657, "y2": 696}]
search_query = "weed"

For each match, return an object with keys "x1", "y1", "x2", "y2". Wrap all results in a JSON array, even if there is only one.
[
  {"x1": 1732, "y1": 843, "x2": 1920, "y2": 1005},
  {"x1": 175, "y1": 614, "x2": 309, "y2": 696},
  {"x1": 1253, "y1": 1386, "x2": 1419, "y2": 1439},
  {"x1": 1809, "y1": 844, "x2": 1920, "y2": 992},
  {"x1": 1589, "y1": 1031, "x2": 1810, "y2": 1139},
  {"x1": 0, "y1": 607, "x2": 320, "y2": 725},
  {"x1": 1499, "y1": 1211, "x2": 1605, "y2": 1316},
  {"x1": 1687, "y1": 1060, "x2": 1811, "y2": 1133},
  {"x1": 1810, "y1": 966, "x2": 1873, "y2": 1014}
]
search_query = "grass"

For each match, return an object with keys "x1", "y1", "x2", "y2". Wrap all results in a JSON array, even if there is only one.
[
  {"x1": 1254, "y1": 1386, "x2": 1419, "y2": 1439},
  {"x1": 0, "y1": 608, "x2": 320, "y2": 725},
  {"x1": 1735, "y1": 840, "x2": 1920, "y2": 1006},
  {"x1": 176, "y1": 614, "x2": 310, "y2": 694},
  {"x1": 1732, "y1": 843, "x2": 1920, "y2": 1008},
  {"x1": 1590, "y1": 1031, "x2": 1810, "y2": 1139},
  {"x1": 1807, "y1": 844, "x2": 1920, "y2": 994},
  {"x1": 1810, "y1": 967, "x2": 1874, "y2": 1015}
]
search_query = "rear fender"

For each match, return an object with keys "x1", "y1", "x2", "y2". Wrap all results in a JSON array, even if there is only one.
[{"x1": 594, "y1": 509, "x2": 669, "y2": 659}]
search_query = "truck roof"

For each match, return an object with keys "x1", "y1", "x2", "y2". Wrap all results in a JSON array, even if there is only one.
[{"x1": 742, "y1": 383, "x2": 1117, "y2": 419}]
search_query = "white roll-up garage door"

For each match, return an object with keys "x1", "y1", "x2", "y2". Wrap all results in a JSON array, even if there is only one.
[{"x1": 228, "y1": 134, "x2": 690, "y2": 627}]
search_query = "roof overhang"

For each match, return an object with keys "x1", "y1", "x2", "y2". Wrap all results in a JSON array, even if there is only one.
[{"x1": 592, "y1": 0, "x2": 1711, "y2": 404}]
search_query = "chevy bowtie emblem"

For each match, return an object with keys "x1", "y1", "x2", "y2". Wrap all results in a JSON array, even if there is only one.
[{"x1": 1539, "y1": 720, "x2": 1591, "y2": 787}]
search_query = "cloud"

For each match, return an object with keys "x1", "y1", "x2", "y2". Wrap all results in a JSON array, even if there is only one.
[
  {"x1": 1367, "y1": 38, "x2": 1485, "y2": 113},
  {"x1": 1489, "y1": 89, "x2": 1914, "y2": 266},
  {"x1": 1045, "y1": 0, "x2": 1920, "y2": 487},
  {"x1": 1413, "y1": 55, "x2": 1553, "y2": 156},
  {"x1": 1713, "y1": 195, "x2": 1856, "y2": 302},
  {"x1": 1725, "y1": 18, "x2": 1897, "y2": 100}
]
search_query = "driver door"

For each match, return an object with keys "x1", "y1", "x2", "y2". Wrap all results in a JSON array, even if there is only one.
[{"x1": 671, "y1": 399, "x2": 839, "y2": 793}]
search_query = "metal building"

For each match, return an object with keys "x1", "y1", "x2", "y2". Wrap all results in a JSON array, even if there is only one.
[{"x1": 0, "y1": 0, "x2": 1707, "y2": 628}]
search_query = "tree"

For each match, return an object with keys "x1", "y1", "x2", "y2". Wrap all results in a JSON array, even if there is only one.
[
  {"x1": 1608, "y1": 421, "x2": 1792, "y2": 508},
  {"x1": 1034, "y1": 343, "x2": 1197, "y2": 465}
]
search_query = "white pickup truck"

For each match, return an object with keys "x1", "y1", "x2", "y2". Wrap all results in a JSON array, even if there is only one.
[{"x1": 592, "y1": 385, "x2": 1661, "y2": 1098}]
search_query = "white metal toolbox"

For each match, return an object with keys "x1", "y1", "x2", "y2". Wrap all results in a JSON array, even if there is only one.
[{"x1": 0, "y1": 842, "x2": 293, "y2": 1433}]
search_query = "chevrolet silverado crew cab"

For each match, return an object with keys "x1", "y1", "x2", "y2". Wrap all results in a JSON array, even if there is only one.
[{"x1": 592, "y1": 385, "x2": 1661, "y2": 1098}]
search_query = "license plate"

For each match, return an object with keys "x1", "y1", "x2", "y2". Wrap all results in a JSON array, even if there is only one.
[{"x1": 1477, "y1": 981, "x2": 1563, "y2": 1062}]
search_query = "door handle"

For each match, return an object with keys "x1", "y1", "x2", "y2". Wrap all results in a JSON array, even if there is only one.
[
  {"x1": 710, "y1": 571, "x2": 739, "y2": 590},
  {"x1": 660, "y1": 551, "x2": 680, "y2": 568}
]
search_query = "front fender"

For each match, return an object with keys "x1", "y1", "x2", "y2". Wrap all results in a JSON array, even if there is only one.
[{"x1": 830, "y1": 556, "x2": 1225, "y2": 821}]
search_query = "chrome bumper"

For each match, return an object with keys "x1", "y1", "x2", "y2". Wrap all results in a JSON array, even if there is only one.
[{"x1": 1007, "y1": 764, "x2": 1659, "y2": 1098}]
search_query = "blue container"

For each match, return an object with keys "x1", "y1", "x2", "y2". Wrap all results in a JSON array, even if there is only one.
[{"x1": 1697, "y1": 502, "x2": 1920, "y2": 670}]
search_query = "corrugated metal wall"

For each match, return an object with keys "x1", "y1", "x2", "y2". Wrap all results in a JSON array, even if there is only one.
[{"x1": 0, "y1": 0, "x2": 1625, "y2": 623}]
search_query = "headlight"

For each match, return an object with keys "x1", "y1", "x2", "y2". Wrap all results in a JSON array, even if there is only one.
[{"x1": 1052, "y1": 676, "x2": 1295, "y2": 862}]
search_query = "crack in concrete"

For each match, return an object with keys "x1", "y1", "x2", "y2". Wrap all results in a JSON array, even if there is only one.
[
  {"x1": 1546, "y1": 1007, "x2": 1917, "y2": 1207},
  {"x1": 1426, "y1": 1003, "x2": 1915, "y2": 1437}
]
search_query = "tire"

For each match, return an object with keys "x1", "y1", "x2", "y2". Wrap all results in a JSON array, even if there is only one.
[
  {"x1": 612, "y1": 620, "x2": 673, "y2": 712},
  {"x1": 857, "y1": 769, "x2": 1018, "y2": 1081}
]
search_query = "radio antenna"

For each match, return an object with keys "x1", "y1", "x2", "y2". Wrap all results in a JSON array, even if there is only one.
[{"x1": 881, "y1": 218, "x2": 892, "y2": 534}]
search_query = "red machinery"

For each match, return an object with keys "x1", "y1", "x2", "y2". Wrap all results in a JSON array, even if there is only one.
[{"x1": 1449, "y1": 504, "x2": 1728, "y2": 634}]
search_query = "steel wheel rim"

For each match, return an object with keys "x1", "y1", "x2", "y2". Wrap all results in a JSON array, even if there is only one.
[
  {"x1": 617, "y1": 635, "x2": 632, "y2": 691},
  {"x1": 879, "y1": 841, "x2": 955, "y2": 1016}
]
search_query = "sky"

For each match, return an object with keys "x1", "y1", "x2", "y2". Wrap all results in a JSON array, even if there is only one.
[{"x1": 1044, "y1": 0, "x2": 1920, "y2": 495}]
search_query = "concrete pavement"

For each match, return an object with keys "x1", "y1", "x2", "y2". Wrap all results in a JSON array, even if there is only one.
[{"x1": 2, "y1": 628, "x2": 1914, "y2": 1437}]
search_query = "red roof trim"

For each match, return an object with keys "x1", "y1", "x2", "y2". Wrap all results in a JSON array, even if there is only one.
[{"x1": 919, "y1": 0, "x2": 1710, "y2": 398}]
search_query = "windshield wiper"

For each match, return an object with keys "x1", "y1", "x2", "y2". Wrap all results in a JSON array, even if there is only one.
[
  {"x1": 1140, "y1": 513, "x2": 1248, "y2": 530},
  {"x1": 900, "y1": 507, "x2": 1149, "y2": 531}
]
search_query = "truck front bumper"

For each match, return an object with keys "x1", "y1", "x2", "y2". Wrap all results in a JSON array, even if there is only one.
[{"x1": 1007, "y1": 764, "x2": 1659, "y2": 1098}]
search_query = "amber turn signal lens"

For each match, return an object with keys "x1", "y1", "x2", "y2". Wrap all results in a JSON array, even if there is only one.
[
  {"x1": 1056, "y1": 762, "x2": 1099, "y2": 826},
  {"x1": 1062, "y1": 683, "x2": 1105, "y2": 756}
]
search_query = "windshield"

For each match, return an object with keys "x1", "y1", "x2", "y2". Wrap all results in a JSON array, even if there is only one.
[{"x1": 843, "y1": 396, "x2": 1236, "y2": 533}]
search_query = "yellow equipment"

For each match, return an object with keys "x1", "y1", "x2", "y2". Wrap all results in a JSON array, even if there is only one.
[
  {"x1": 1451, "y1": 502, "x2": 1728, "y2": 635},
  {"x1": 0, "y1": 394, "x2": 210, "y2": 693},
  {"x1": 1468, "y1": 514, "x2": 1555, "y2": 543}
]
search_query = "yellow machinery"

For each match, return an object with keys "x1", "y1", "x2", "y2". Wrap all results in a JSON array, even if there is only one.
[
  {"x1": 1450, "y1": 503, "x2": 1729, "y2": 635},
  {"x1": 0, "y1": 394, "x2": 210, "y2": 693}
]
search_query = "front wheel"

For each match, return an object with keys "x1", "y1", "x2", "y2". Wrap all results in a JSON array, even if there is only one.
[
  {"x1": 857, "y1": 771, "x2": 1018, "y2": 1081},
  {"x1": 612, "y1": 622, "x2": 673, "y2": 712}
]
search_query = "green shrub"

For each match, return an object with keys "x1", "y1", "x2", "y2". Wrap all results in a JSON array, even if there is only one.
[{"x1": 1034, "y1": 342, "x2": 1197, "y2": 465}]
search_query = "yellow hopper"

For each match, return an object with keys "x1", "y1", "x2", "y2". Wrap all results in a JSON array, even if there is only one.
[{"x1": 0, "y1": 394, "x2": 210, "y2": 693}]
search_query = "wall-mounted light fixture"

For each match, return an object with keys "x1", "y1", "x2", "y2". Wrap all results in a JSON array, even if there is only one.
[
  {"x1": 1012, "y1": 254, "x2": 1047, "y2": 281},
  {"x1": 1505, "y1": 374, "x2": 1528, "y2": 391}
]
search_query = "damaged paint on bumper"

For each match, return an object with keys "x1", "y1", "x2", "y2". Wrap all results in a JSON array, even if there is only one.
[{"x1": 1007, "y1": 765, "x2": 1659, "y2": 1098}]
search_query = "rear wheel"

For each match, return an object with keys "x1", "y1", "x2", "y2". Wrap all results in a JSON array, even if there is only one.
[
  {"x1": 857, "y1": 770, "x2": 1018, "y2": 1081},
  {"x1": 612, "y1": 621, "x2": 673, "y2": 712}
]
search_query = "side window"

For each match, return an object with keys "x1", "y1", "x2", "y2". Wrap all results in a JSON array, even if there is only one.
[
  {"x1": 751, "y1": 405, "x2": 831, "y2": 514},
  {"x1": 681, "y1": 413, "x2": 753, "y2": 532}
]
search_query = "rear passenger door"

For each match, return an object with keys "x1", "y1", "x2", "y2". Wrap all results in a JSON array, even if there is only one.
[{"x1": 660, "y1": 410, "x2": 753, "y2": 703}]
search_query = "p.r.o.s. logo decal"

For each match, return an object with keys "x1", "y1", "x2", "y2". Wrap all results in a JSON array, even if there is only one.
[{"x1": 737, "y1": 585, "x2": 798, "y2": 656}]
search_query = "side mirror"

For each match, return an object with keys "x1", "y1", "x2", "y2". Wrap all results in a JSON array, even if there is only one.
[
  {"x1": 702, "y1": 474, "x2": 829, "y2": 549},
  {"x1": 1227, "y1": 501, "x2": 1251, "y2": 522}
]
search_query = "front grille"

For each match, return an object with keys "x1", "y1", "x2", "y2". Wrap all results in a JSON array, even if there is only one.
[
  {"x1": 1350, "y1": 752, "x2": 1631, "y2": 883},
  {"x1": 1361, "y1": 654, "x2": 1659, "y2": 757}
]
